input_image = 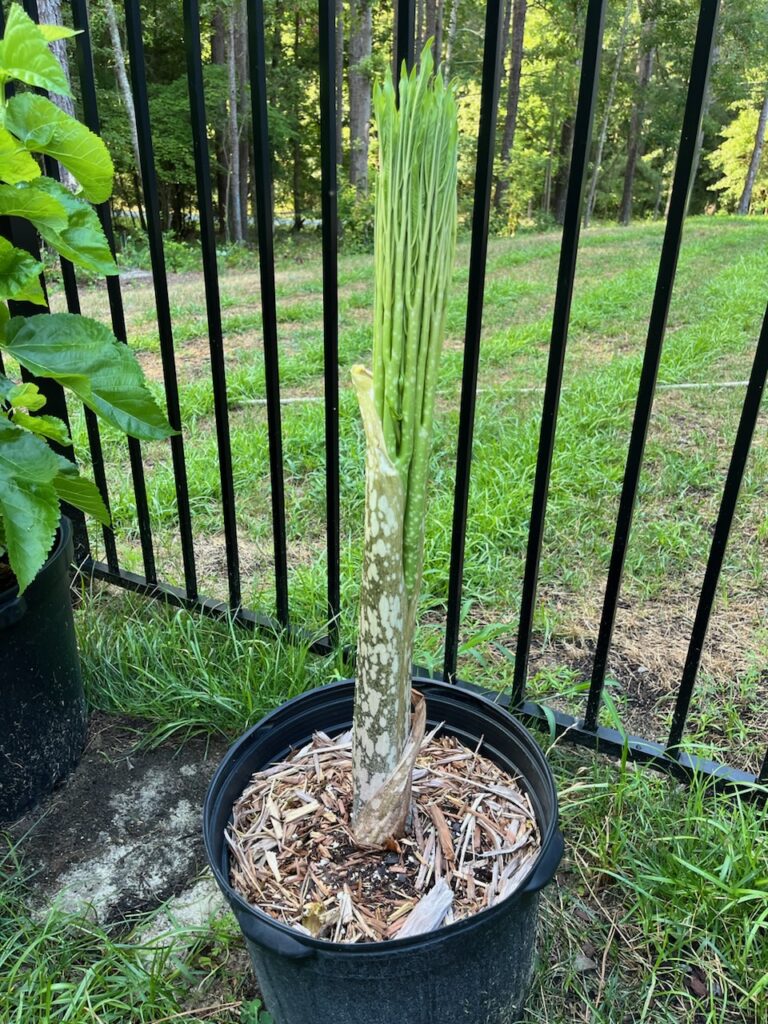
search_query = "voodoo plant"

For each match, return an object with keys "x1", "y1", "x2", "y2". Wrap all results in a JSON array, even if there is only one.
[{"x1": 350, "y1": 47, "x2": 458, "y2": 846}]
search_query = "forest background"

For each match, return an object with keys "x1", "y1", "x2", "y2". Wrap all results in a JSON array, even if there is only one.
[{"x1": 37, "y1": 0, "x2": 768, "y2": 256}]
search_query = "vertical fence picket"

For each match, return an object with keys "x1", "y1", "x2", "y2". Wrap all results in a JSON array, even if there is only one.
[
  {"x1": 318, "y1": 0, "x2": 341, "y2": 639},
  {"x1": 667, "y1": 302, "x2": 768, "y2": 752},
  {"x1": 246, "y1": 0, "x2": 290, "y2": 627},
  {"x1": 121, "y1": 0, "x2": 199, "y2": 599},
  {"x1": 442, "y1": 0, "x2": 506, "y2": 682},
  {"x1": 584, "y1": 0, "x2": 721, "y2": 731},
  {"x1": 511, "y1": 0, "x2": 607, "y2": 706},
  {"x1": 395, "y1": 0, "x2": 415, "y2": 73},
  {"x1": 182, "y1": 0, "x2": 253, "y2": 608}
]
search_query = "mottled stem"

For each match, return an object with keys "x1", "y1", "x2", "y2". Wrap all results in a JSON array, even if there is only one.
[{"x1": 351, "y1": 367, "x2": 416, "y2": 842}]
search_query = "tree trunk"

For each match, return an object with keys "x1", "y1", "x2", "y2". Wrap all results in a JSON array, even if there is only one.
[
  {"x1": 738, "y1": 93, "x2": 768, "y2": 215},
  {"x1": 104, "y1": 0, "x2": 144, "y2": 227},
  {"x1": 652, "y1": 147, "x2": 670, "y2": 219},
  {"x1": 444, "y1": 0, "x2": 459, "y2": 77},
  {"x1": 686, "y1": 45, "x2": 716, "y2": 219},
  {"x1": 552, "y1": 114, "x2": 575, "y2": 225},
  {"x1": 335, "y1": 0, "x2": 344, "y2": 168},
  {"x1": 542, "y1": 92, "x2": 558, "y2": 216},
  {"x1": 37, "y1": 0, "x2": 77, "y2": 190},
  {"x1": 415, "y1": 0, "x2": 424, "y2": 55},
  {"x1": 434, "y1": 0, "x2": 444, "y2": 67},
  {"x1": 348, "y1": 0, "x2": 372, "y2": 194},
  {"x1": 227, "y1": 5, "x2": 243, "y2": 243},
  {"x1": 584, "y1": 0, "x2": 632, "y2": 227},
  {"x1": 619, "y1": 16, "x2": 655, "y2": 226},
  {"x1": 212, "y1": 10, "x2": 228, "y2": 236},
  {"x1": 425, "y1": 0, "x2": 436, "y2": 50},
  {"x1": 493, "y1": 0, "x2": 527, "y2": 212},
  {"x1": 37, "y1": 0, "x2": 75, "y2": 119}
]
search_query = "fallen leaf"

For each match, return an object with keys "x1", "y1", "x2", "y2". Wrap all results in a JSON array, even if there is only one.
[
  {"x1": 574, "y1": 953, "x2": 598, "y2": 973},
  {"x1": 686, "y1": 966, "x2": 708, "y2": 999}
]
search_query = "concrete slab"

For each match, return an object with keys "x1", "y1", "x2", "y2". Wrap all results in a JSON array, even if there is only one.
[{"x1": 8, "y1": 712, "x2": 230, "y2": 923}]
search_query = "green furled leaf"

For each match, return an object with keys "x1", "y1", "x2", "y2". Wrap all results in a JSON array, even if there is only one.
[
  {"x1": 0, "y1": 416, "x2": 61, "y2": 592},
  {"x1": 0, "y1": 236, "x2": 45, "y2": 305},
  {"x1": 0, "y1": 301, "x2": 8, "y2": 341},
  {"x1": 0, "y1": 4, "x2": 71, "y2": 96},
  {"x1": 7, "y1": 380, "x2": 46, "y2": 410},
  {"x1": 3, "y1": 313, "x2": 175, "y2": 440},
  {"x1": 54, "y1": 460, "x2": 109, "y2": 524},
  {"x1": 37, "y1": 25, "x2": 79, "y2": 43},
  {"x1": 13, "y1": 411, "x2": 70, "y2": 444},
  {"x1": 5, "y1": 93, "x2": 113, "y2": 203},
  {"x1": 33, "y1": 179, "x2": 117, "y2": 276},
  {"x1": 0, "y1": 180, "x2": 68, "y2": 232},
  {"x1": 0, "y1": 126, "x2": 41, "y2": 185}
]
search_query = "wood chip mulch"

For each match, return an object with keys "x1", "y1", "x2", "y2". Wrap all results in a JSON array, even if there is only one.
[{"x1": 227, "y1": 723, "x2": 541, "y2": 944}]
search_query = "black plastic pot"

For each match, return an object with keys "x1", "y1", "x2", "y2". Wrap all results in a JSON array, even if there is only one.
[
  {"x1": 0, "y1": 518, "x2": 87, "y2": 823},
  {"x1": 204, "y1": 678, "x2": 563, "y2": 1024}
]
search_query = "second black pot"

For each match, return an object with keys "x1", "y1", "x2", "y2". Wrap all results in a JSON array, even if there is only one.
[
  {"x1": 0, "y1": 518, "x2": 87, "y2": 823},
  {"x1": 204, "y1": 678, "x2": 563, "y2": 1024}
]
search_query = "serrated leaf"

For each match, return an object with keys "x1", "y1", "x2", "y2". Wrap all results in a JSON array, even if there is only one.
[
  {"x1": 7, "y1": 380, "x2": 46, "y2": 410},
  {"x1": 0, "y1": 180, "x2": 68, "y2": 232},
  {"x1": 13, "y1": 411, "x2": 70, "y2": 444},
  {"x1": 3, "y1": 313, "x2": 175, "y2": 440},
  {"x1": 0, "y1": 416, "x2": 61, "y2": 592},
  {"x1": 37, "y1": 25, "x2": 79, "y2": 43},
  {"x1": 5, "y1": 93, "x2": 113, "y2": 203},
  {"x1": 33, "y1": 178, "x2": 117, "y2": 276},
  {"x1": 0, "y1": 126, "x2": 41, "y2": 185},
  {"x1": 0, "y1": 4, "x2": 71, "y2": 96},
  {"x1": 0, "y1": 236, "x2": 45, "y2": 305},
  {"x1": 53, "y1": 461, "x2": 109, "y2": 525}
]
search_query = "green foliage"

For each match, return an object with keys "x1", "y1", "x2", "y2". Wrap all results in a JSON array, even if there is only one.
[
  {"x1": 3, "y1": 313, "x2": 173, "y2": 439},
  {"x1": 240, "y1": 999, "x2": 274, "y2": 1024},
  {"x1": 0, "y1": 3, "x2": 72, "y2": 96},
  {"x1": 337, "y1": 178, "x2": 375, "y2": 251},
  {"x1": 4, "y1": 93, "x2": 113, "y2": 204},
  {"x1": 709, "y1": 101, "x2": 768, "y2": 213},
  {"x1": 0, "y1": 235, "x2": 44, "y2": 304},
  {"x1": 0, "y1": 3, "x2": 172, "y2": 591}
]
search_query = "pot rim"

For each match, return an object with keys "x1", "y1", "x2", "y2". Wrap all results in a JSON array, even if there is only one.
[{"x1": 204, "y1": 677, "x2": 563, "y2": 955}]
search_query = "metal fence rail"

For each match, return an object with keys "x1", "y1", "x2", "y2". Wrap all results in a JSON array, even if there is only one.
[{"x1": 8, "y1": 0, "x2": 767, "y2": 792}]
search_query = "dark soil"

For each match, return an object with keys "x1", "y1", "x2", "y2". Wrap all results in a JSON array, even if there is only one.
[{"x1": 5, "y1": 712, "x2": 229, "y2": 923}]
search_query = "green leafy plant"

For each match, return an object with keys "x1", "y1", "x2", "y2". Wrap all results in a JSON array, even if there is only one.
[
  {"x1": 0, "y1": 4, "x2": 172, "y2": 593},
  {"x1": 350, "y1": 46, "x2": 458, "y2": 844}
]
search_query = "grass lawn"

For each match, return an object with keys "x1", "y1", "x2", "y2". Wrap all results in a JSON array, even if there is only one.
[
  {"x1": 55, "y1": 214, "x2": 768, "y2": 772},
  {"x1": 2, "y1": 217, "x2": 767, "y2": 1022},
  {"x1": 2, "y1": 607, "x2": 767, "y2": 1023}
]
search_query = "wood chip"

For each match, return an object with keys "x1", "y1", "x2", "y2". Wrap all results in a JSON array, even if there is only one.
[
  {"x1": 397, "y1": 879, "x2": 453, "y2": 938},
  {"x1": 227, "y1": 726, "x2": 542, "y2": 944}
]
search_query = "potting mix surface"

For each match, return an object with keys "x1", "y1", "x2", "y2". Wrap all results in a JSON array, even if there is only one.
[{"x1": 227, "y1": 722, "x2": 542, "y2": 943}]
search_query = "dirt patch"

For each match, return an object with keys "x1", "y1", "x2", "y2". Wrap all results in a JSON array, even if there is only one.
[
  {"x1": 7, "y1": 712, "x2": 229, "y2": 923},
  {"x1": 525, "y1": 585, "x2": 768, "y2": 768}
]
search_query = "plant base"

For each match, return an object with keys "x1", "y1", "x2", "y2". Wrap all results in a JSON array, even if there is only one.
[{"x1": 204, "y1": 679, "x2": 564, "y2": 1024}]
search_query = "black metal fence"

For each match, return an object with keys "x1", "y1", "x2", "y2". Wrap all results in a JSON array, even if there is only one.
[{"x1": 9, "y1": 0, "x2": 768, "y2": 790}]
